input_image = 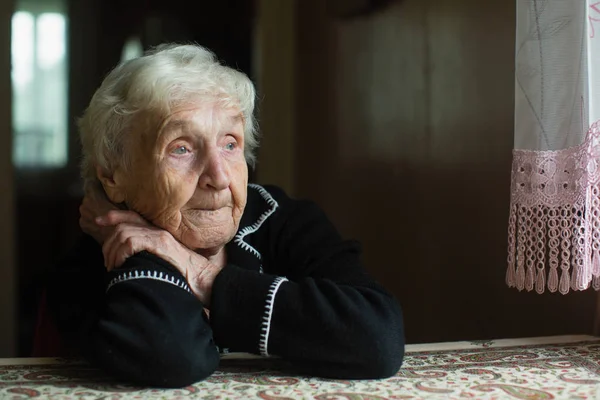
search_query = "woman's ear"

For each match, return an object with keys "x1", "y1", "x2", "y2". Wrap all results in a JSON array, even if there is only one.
[{"x1": 96, "y1": 166, "x2": 126, "y2": 204}]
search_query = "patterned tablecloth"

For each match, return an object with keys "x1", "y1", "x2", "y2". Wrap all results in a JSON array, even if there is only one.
[{"x1": 0, "y1": 335, "x2": 599, "y2": 399}]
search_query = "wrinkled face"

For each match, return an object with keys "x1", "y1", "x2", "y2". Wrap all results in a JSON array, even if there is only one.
[{"x1": 115, "y1": 103, "x2": 248, "y2": 252}]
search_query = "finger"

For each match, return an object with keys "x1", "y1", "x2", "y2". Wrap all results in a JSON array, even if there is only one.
[
  {"x1": 102, "y1": 224, "x2": 128, "y2": 270},
  {"x1": 114, "y1": 227, "x2": 169, "y2": 269},
  {"x1": 89, "y1": 193, "x2": 118, "y2": 211},
  {"x1": 113, "y1": 237, "x2": 138, "y2": 269},
  {"x1": 79, "y1": 217, "x2": 95, "y2": 234},
  {"x1": 80, "y1": 210, "x2": 98, "y2": 230},
  {"x1": 102, "y1": 232, "x2": 115, "y2": 270},
  {"x1": 79, "y1": 209, "x2": 93, "y2": 224},
  {"x1": 97, "y1": 210, "x2": 148, "y2": 227},
  {"x1": 81, "y1": 194, "x2": 119, "y2": 221},
  {"x1": 80, "y1": 196, "x2": 92, "y2": 211},
  {"x1": 79, "y1": 202, "x2": 88, "y2": 217},
  {"x1": 79, "y1": 201, "x2": 96, "y2": 221},
  {"x1": 107, "y1": 224, "x2": 136, "y2": 270},
  {"x1": 80, "y1": 196, "x2": 100, "y2": 218},
  {"x1": 105, "y1": 224, "x2": 149, "y2": 270},
  {"x1": 106, "y1": 241, "x2": 127, "y2": 271},
  {"x1": 80, "y1": 210, "x2": 103, "y2": 233}
]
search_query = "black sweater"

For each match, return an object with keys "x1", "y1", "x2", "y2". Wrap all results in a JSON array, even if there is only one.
[{"x1": 47, "y1": 184, "x2": 405, "y2": 387}]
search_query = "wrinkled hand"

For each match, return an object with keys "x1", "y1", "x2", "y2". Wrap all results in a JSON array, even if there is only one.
[
  {"x1": 79, "y1": 194, "x2": 147, "y2": 245},
  {"x1": 79, "y1": 194, "x2": 221, "y2": 307},
  {"x1": 101, "y1": 222, "x2": 222, "y2": 306}
]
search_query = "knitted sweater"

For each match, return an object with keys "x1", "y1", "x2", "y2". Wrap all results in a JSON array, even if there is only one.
[{"x1": 46, "y1": 184, "x2": 405, "y2": 388}]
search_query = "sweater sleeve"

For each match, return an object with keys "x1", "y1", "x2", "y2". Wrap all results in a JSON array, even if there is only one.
[
  {"x1": 209, "y1": 188, "x2": 405, "y2": 379},
  {"x1": 46, "y1": 235, "x2": 220, "y2": 388}
]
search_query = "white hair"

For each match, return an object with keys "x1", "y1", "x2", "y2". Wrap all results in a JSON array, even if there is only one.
[{"x1": 78, "y1": 43, "x2": 258, "y2": 193}]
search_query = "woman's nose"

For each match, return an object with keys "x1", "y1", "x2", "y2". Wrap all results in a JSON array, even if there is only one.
[{"x1": 197, "y1": 149, "x2": 230, "y2": 190}]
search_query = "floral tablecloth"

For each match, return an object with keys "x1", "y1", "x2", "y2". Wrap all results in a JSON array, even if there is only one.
[{"x1": 1, "y1": 335, "x2": 599, "y2": 399}]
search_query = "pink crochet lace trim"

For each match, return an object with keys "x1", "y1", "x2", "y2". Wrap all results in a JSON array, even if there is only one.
[{"x1": 506, "y1": 121, "x2": 600, "y2": 294}]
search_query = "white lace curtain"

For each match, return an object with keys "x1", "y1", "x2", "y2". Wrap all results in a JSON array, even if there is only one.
[{"x1": 506, "y1": 0, "x2": 600, "y2": 294}]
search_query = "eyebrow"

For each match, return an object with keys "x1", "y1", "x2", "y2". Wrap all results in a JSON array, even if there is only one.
[
  {"x1": 161, "y1": 114, "x2": 244, "y2": 132},
  {"x1": 162, "y1": 119, "x2": 190, "y2": 131}
]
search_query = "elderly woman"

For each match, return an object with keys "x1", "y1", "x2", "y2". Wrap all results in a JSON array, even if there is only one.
[{"x1": 46, "y1": 43, "x2": 405, "y2": 388}]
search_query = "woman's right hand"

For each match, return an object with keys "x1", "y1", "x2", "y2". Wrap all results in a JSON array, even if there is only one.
[
  {"x1": 79, "y1": 193, "x2": 219, "y2": 308},
  {"x1": 98, "y1": 219, "x2": 220, "y2": 307},
  {"x1": 79, "y1": 194, "x2": 148, "y2": 245}
]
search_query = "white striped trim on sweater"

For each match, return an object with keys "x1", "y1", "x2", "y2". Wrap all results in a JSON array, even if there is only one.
[
  {"x1": 106, "y1": 270, "x2": 192, "y2": 294},
  {"x1": 258, "y1": 276, "x2": 288, "y2": 357},
  {"x1": 233, "y1": 184, "x2": 279, "y2": 260}
]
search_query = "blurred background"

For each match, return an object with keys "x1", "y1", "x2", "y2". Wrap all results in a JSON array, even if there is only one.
[{"x1": 0, "y1": 0, "x2": 598, "y2": 357}]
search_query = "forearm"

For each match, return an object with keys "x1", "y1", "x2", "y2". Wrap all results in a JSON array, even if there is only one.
[
  {"x1": 210, "y1": 264, "x2": 405, "y2": 379},
  {"x1": 267, "y1": 278, "x2": 404, "y2": 378},
  {"x1": 48, "y1": 243, "x2": 220, "y2": 388},
  {"x1": 83, "y1": 271, "x2": 219, "y2": 387}
]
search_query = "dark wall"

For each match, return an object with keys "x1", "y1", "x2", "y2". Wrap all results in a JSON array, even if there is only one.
[{"x1": 292, "y1": 0, "x2": 598, "y2": 343}]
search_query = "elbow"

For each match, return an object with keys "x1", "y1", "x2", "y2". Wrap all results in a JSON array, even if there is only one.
[
  {"x1": 86, "y1": 331, "x2": 220, "y2": 388},
  {"x1": 146, "y1": 347, "x2": 220, "y2": 388},
  {"x1": 354, "y1": 305, "x2": 405, "y2": 379},
  {"x1": 357, "y1": 335, "x2": 404, "y2": 379},
  {"x1": 317, "y1": 318, "x2": 404, "y2": 380},
  {"x1": 319, "y1": 332, "x2": 404, "y2": 380},
  {"x1": 360, "y1": 337, "x2": 405, "y2": 379}
]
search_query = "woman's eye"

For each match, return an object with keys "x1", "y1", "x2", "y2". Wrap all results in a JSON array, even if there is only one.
[
  {"x1": 172, "y1": 146, "x2": 189, "y2": 155},
  {"x1": 225, "y1": 142, "x2": 236, "y2": 151}
]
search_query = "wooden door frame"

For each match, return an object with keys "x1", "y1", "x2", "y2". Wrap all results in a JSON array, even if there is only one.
[
  {"x1": 254, "y1": 0, "x2": 297, "y2": 195},
  {"x1": 0, "y1": 0, "x2": 17, "y2": 357}
]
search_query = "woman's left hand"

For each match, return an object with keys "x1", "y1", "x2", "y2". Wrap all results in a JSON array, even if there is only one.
[
  {"x1": 100, "y1": 221, "x2": 222, "y2": 307},
  {"x1": 79, "y1": 193, "x2": 148, "y2": 245}
]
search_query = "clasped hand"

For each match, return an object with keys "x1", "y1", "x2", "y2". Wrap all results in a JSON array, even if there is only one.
[{"x1": 79, "y1": 194, "x2": 220, "y2": 307}]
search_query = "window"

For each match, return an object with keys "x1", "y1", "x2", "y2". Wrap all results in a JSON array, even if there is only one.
[
  {"x1": 121, "y1": 36, "x2": 144, "y2": 62},
  {"x1": 11, "y1": 0, "x2": 68, "y2": 168}
]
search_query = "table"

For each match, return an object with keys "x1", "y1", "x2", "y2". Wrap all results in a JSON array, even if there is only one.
[{"x1": 1, "y1": 335, "x2": 599, "y2": 399}]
